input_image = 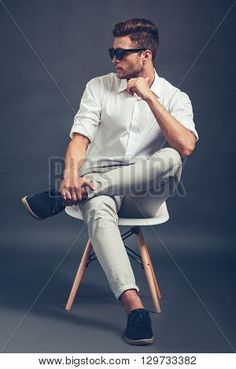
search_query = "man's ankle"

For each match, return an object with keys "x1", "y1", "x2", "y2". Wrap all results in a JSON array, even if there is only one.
[{"x1": 120, "y1": 289, "x2": 144, "y2": 314}]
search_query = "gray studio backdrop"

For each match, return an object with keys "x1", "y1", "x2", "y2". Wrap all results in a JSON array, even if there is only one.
[{"x1": 0, "y1": 0, "x2": 235, "y2": 353}]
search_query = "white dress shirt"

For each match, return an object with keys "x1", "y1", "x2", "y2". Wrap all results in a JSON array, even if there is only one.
[{"x1": 70, "y1": 70, "x2": 199, "y2": 175}]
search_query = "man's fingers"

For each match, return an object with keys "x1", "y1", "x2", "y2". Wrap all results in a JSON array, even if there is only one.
[
  {"x1": 72, "y1": 186, "x2": 81, "y2": 202},
  {"x1": 127, "y1": 87, "x2": 134, "y2": 95},
  {"x1": 60, "y1": 183, "x2": 74, "y2": 201},
  {"x1": 83, "y1": 179, "x2": 96, "y2": 191},
  {"x1": 65, "y1": 186, "x2": 82, "y2": 202},
  {"x1": 74, "y1": 187, "x2": 83, "y2": 202},
  {"x1": 127, "y1": 81, "x2": 134, "y2": 93},
  {"x1": 60, "y1": 177, "x2": 95, "y2": 203},
  {"x1": 62, "y1": 189, "x2": 72, "y2": 201},
  {"x1": 71, "y1": 189, "x2": 78, "y2": 203}
]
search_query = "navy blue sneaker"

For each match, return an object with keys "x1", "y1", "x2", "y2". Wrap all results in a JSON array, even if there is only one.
[
  {"x1": 21, "y1": 187, "x2": 66, "y2": 220},
  {"x1": 124, "y1": 308, "x2": 154, "y2": 345}
]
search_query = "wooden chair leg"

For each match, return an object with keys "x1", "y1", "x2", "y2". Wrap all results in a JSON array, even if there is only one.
[
  {"x1": 65, "y1": 239, "x2": 93, "y2": 311},
  {"x1": 145, "y1": 245, "x2": 162, "y2": 299},
  {"x1": 136, "y1": 228, "x2": 161, "y2": 313}
]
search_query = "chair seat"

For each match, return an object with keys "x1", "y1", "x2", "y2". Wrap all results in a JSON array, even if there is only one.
[{"x1": 65, "y1": 201, "x2": 169, "y2": 226}]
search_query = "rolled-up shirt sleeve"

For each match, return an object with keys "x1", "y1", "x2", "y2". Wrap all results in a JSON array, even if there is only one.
[
  {"x1": 169, "y1": 90, "x2": 199, "y2": 141},
  {"x1": 69, "y1": 78, "x2": 103, "y2": 142}
]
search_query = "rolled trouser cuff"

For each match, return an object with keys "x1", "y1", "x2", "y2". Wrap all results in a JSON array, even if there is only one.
[{"x1": 115, "y1": 284, "x2": 140, "y2": 300}]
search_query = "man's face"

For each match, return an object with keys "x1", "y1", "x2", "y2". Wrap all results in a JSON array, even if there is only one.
[{"x1": 112, "y1": 35, "x2": 145, "y2": 80}]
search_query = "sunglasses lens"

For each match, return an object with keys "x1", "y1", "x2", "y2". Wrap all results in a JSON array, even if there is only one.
[
  {"x1": 109, "y1": 48, "x2": 115, "y2": 59},
  {"x1": 109, "y1": 48, "x2": 125, "y2": 60},
  {"x1": 116, "y1": 49, "x2": 124, "y2": 60},
  {"x1": 109, "y1": 48, "x2": 145, "y2": 60}
]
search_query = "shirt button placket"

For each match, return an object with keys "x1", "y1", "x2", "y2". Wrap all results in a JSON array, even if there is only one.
[{"x1": 125, "y1": 97, "x2": 140, "y2": 160}]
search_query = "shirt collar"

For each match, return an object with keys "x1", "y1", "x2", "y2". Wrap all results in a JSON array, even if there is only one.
[
  {"x1": 117, "y1": 78, "x2": 127, "y2": 93},
  {"x1": 150, "y1": 70, "x2": 161, "y2": 98},
  {"x1": 117, "y1": 69, "x2": 161, "y2": 98}
]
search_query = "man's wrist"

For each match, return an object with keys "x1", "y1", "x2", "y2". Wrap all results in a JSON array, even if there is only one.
[
  {"x1": 63, "y1": 168, "x2": 80, "y2": 178},
  {"x1": 144, "y1": 91, "x2": 157, "y2": 104}
]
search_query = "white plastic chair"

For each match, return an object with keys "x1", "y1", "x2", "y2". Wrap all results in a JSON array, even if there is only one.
[{"x1": 65, "y1": 201, "x2": 169, "y2": 313}]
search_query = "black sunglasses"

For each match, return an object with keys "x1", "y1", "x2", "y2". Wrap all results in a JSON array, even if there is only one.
[{"x1": 108, "y1": 47, "x2": 146, "y2": 60}]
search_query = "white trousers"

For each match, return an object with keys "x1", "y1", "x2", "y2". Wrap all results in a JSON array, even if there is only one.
[{"x1": 79, "y1": 148, "x2": 182, "y2": 299}]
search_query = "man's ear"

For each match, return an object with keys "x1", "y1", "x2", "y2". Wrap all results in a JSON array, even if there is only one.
[{"x1": 143, "y1": 49, "x2": 152, "y2": 63}]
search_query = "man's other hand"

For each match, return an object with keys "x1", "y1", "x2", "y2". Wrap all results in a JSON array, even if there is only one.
[
  {"x1": 126, "y1": 77, "x2": 153, "y2": 101},
  {"x1": 60, "y1": 175, "x2": 95, "y2": 203}
]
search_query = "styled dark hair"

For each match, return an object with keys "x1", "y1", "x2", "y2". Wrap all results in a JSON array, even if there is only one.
[{"x1": 112, "y1": 18, "x2": 159, "y2": 60}]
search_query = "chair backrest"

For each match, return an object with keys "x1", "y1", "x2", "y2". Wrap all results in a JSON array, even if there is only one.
[{"x1": 65, "y1": 201, "x2": 169, "y2": 226}]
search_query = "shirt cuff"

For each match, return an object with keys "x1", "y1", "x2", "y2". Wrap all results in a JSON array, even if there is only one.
[{"x1": 69, "y1": 125, "x2": 95, "y2": 142}]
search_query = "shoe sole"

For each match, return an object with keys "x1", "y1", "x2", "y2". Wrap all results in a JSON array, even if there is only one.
[
  {"x1": 21, "y1": 196, "x2": 43, "y2": 220},
  {"x1": 124, "y1": 335, "x2": 154, "y2": 346}
]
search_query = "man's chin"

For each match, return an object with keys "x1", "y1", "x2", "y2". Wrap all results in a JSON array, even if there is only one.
[
  {"x1": 116, "y1": 70, "x2": 127, "y2": 79},
  {"x1": 116, "y1": 70, "x2": 141, "y2": 80}
]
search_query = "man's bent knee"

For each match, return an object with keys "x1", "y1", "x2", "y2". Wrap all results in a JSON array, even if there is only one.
[{"x1": 157, "y1": 147, "x2": 182, "y2": 166}]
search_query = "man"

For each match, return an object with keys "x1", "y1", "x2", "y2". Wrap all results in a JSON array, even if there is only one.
[{"x1": 22, "y1": 18, "x2": 198, "y2": 345}]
